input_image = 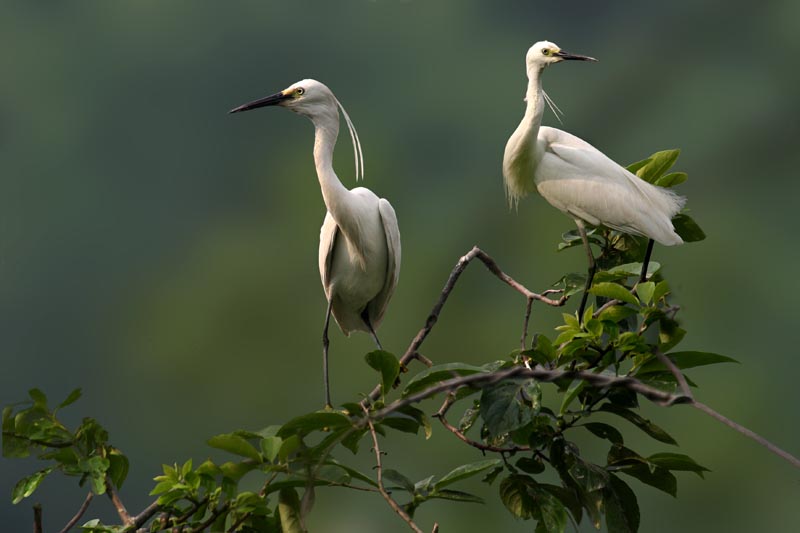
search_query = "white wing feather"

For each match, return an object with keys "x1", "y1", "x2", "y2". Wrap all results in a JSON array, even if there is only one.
[
  {"x1": 535, "y1": 127, "x2": 685, "y2": 246},
  {"x1": 367, "y1": 199, "x2": 401, "y2": 329}
]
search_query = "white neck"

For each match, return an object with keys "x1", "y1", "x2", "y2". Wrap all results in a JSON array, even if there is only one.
[
  {"x1": 311, "y1": 112, "x2": 351, "y2": 220},
  {"x1": 521, "y1": 66, "x2": 545, "y2": 139}
]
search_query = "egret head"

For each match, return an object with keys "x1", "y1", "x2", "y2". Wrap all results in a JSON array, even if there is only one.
[
  {"x1": 229, "y1": 79, "x2": 337, "y2": 120},
  {"x1": 526, "y1": 41, "x2": 597, "y2": 73},
  {"x1": 230, "y1": 78, "x2": 365, "y2": 180}
]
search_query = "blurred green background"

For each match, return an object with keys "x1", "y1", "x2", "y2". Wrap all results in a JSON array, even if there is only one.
[{"x1": 2, "y1": 0, "x2": 799, "y2": 531}]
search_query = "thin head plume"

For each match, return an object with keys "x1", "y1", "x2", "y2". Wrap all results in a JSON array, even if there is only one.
[
  {"x1": 334, "y1": 96, "x2": 364, "y2": 181},
  {"x1": 542, "y1": 89, "x2": 565, "y2": 125}
]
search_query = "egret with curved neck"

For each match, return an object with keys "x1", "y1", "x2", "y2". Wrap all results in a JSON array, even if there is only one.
[
  {"x1": 231, "y1": 79, "x2": 401, "y2": 407},
  {"x1": 503, "y1": 41, "x2": 685, "y2": 319}
]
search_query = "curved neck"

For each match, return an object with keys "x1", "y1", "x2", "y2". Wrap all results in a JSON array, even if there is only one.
[
  {"x1": 521, "y1": 66, "x2": 545, "y2": 138},
  {"x1": 311, "y1": 113, "x2": 350, "y2": 216}
]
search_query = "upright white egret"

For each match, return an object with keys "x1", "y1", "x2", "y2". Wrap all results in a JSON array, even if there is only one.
[
  {"x1": 502, "y1": 41, "x2": 685, "y2": 317},
  {"x1": 230, "y1": 79, "x2": 401, "y2": 407}
]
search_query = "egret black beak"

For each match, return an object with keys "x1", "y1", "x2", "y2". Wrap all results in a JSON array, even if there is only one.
[
  {"x1": 555, "y1": 50, "x2": 598, "y2": 62},
  {"x1": 229, "y1": 91, "x2": 291, "y2": 114}
]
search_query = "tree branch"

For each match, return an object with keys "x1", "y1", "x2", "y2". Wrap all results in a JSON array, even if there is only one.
[
  {"x1": 58, "y1": 492, "x2": 93, "y2": 533},
  {"x1": 433, "y1": 395, "x2": 530, "y2": 454},
  {"x1": 365, "y1": 246, "x2": 567, "y2": 404},
  {"x1": 33, "y1": 503, "x2": 42, "y2": 533},
  {"x1": 105, "y1": 478, "x2": 132, "y2": 525},
  {"x1": 363, "y1": 405, "x2": 425, "y2": 533}
]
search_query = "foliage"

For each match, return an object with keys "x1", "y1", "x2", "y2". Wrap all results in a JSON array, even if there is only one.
[{"x1": 2, "y1": 150, "x2": 737, "y2": 532}]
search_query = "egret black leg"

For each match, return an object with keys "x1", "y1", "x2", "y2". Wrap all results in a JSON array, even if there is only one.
[
  {"x1": 639, "y1": 239, "x2": 655, "y2": 283},
  {"x1": 322, "y1": 300, "x2": 333, "y2": 408},
  {"x1": 575, "y1": 220, "x2": 596, "y2": 322},
  {"x1": 361, "y1": 309, "x2": 383, "y2": 350}
]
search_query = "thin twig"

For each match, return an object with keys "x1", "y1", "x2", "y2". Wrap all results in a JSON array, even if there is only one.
[
  {"x1": 33, "y1": 503, "x2": 42, "y2": 533},
  {"x1": 105, "y1": 478, "x2": 132, "y2": 525},
  {"x1": 362, "y1": 405, "x2": 425, "y2": 533},
  {"x1": 364, "y1": 246, "x2": 567, "y2": 404},
  {"x1": 434, "y1": 396, "x2": 530, "y2": 454},
  {"x1": 691, "y1": 401, "x2": 800, "y2": 470},
  {"x1": 520, "y1": 297, "x2": 534, "y2": 350},
  {"x1": 59, "y1": 492, "x2": 93, "y2": 533},
  {"x1": 655, "y1": 349, "x2": 692, "y2": 398}
]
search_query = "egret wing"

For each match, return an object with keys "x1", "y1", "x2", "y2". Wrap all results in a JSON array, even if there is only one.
[
  {"x1": 318, "y1": 212, "x2": 339, "y2": 300},
  {"x1": 367, "y1": 198, "x2": 401, "y2": 328},
  {"x1": 536, "y1": 127, "x2": 684, "y2": 244}
]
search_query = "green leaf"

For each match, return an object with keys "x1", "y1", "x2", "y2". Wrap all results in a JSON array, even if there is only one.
[
  {"x1": 480, "y1": 378, "x2": 539, "y2": 436},
  {"x1": 653, "y1": 280, "x2": 670, "y2": 303},
  {"x1": 430, "y1": 489, "x2": 485, "y2": 504},
  {"x1": 499, "y1": 475, "x2": 537, "y2": 519},
  {"x1": 277, "y1": 412, "x2": 351, "y2": 437},
  {"x1": 598, "y1": 305, "x2": 638, "y2": 324},
  {"x1": 539, "y1": 484, "x2": 583, "y2": 526},
  {"x1": 559, "y1": 379, "x2": 586, "y2": 415},
  {"x1": 260, "y1": 436, "x2": 283, "y2": 463},
  {"x1": 672, "y1": 213, "x2": 706, "y2": 242},
  {"x1": 365, "y1": 350, "x2": 401, "y2": 398},
  {"x1": 207, "y1": 434, "x2": 262, "y2": 462},
  {"x1": 604, "y1": 474, "x2": 640, "y2": 533},
  {"x1": 607, "y1": 444, "x2": 677, "y2": 497},
  {"x1": 636, "y1": 282, "x2": 655, "y2": 305},
  {"x1": 530, "y1": 485, "x2": 569, "y2": 533},
  {"x1": 57, "y1": 388, "x2": 82, "y2": 410},
  {"x1": 434, "y1": 459, "x2": 502, "y2": 490},
  {"x1": 647, "y1": 453, "x2": 710, "y2": 478},
  {"x1": 107, "y1": 449, "x2": 129, "y2": 489},
  {"x1": 516, "y1": 456, "x2": 545, "y2": 475},
  {"x1": 278, "y1": 435, "x2": 302, "y2": 461},
  {"x1": 277, "y1": 487, "x2": 306, "y2": 533},
  {"x1": 383, "y1": 469, "x2": 415, "y2": 492},
  {"x1": 589, "y1": 283, "x2": 639, "y2": 305},
  {"x1": 637, "y1": 351, "x2": 738, "y2": 375},
  {"x1": 607, "y1": 261, "x2": 661, "y2": 279},
  {"x1": 658, "y1": 318, "x2": 686, "y2": 351},
  {"x1": 625, "y1": 157, "x2": 651, "y2": 174},
  {"x1": 654, "y1": 171, "x2": 687, "y2": 188},
  {"x1": 28, "y1": 389, "x2": 48, "y2": 410},
  {"x1": 403, "y1": 363, "x2": 487, "y2": 397},
  {"x1": 633, "y1": 149, "x2": 680, "y2": 183},
  {"x1": 379, "y1": 413, "x2": 420, "y2": 435},
  {"x1": 11, "y1": 468, "x2": 53, "y2": 504},
  {"x1": 599, "y1": 404, "x2": 677, "y2": 445},
  {"x1": 583, "y1": 422, "x2": 624, "y2": 445}
]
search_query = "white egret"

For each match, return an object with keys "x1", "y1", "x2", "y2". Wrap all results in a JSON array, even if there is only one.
[
  {"x1": 230, "y1": 79, "x2": 401, "y2": 407},
  {"x1": 502, "y1": 41, "x2": 685, "y2": 317}
]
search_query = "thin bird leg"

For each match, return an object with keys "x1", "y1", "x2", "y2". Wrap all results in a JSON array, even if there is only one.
[
  {"x1": 361, "y1": 309, "x2": 383, "y2": 350},
  {"x1": 575, "y1": 219, "x2": 596, "y2": 322},
  {"x1": 322, "y1": 300, "x2": 333, "y2": 408},
  {"x1": 639, "y1": 239, "x2": 655, "y2": 283}
]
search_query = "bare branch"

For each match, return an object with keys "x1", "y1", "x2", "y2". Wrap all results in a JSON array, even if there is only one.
[
  {"x1": 59, "y1": 493, "x2": 93, "y2": 533},
  {"x1": 655, "y1": 349, "x2": 693, "y2": 398},
  {"x1": 105, "y1": 478, "x2": 132, "y2": 525},
  {"x1": 691, "y1": 401, "x2": 800, "y2": 470},
  {"x1": 363, "y1": 405, "x2": 425, "y2": 533},
  {"x1": 434, "y1": 395, "x2": 530, "y2": 454},
  {"x1": 33, "y1": 503, "x2": 42, "y2": 533},
  {"x1": 365, "y1": 246, "x2": 567, "y2": 404}
]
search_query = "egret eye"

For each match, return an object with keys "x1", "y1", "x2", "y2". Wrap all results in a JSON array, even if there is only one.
[
  {"x1": 296, "y1": 87, "x2": 305, "y2": 96},
  {"x1": 542, "y1": 48, "x2": 550, "y2": 56}
]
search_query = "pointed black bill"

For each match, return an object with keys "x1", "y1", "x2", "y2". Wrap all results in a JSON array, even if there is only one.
[
  {"x1": 229, "y1": 91, "x2": 290, "y2": 114},
  {"x1": 555, "y1": 50, "x2": 598, "y2": 62}
]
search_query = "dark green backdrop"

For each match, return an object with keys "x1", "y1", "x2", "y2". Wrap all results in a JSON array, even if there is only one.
[{"x1": 1, "y1": 1, "x2": 798, "y2": 531}]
